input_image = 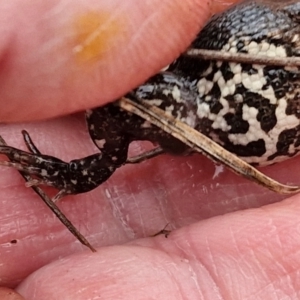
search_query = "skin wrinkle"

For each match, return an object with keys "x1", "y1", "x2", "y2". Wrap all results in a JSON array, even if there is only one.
[
  {"x1": 163, "y1": 265, "x2": 186, "y2": 300},
  {"x1": 284, "y1": 270, "x2": 300, "y2": 298},
  {"x1": 252, "y1": 218, "x2": 294, "y2": 282},
  {"x1": 202, "y1": 234, "x2": 220, "y2": 279},
  {"x1": 123, "y1": 171, "x2": 151, "y2": 236},
  {"x1": 161, "y1": 254, "x2": 203, "y2": 300},
  {"x1": 126, "y1": 2, "x2": 193, "y2": 79},
  {"x1": 269, "y1": 248, "x2": 300, "y2": 293},
  {"x1": 263, "y1": 283, "x2": 280, "y2": 300},
  {"x1": 151, "y1": 182, "x2": 169, "y2": 224},
  {"x1": 228, "y1": 223, "x2": 241, "y2": 256},
  {"x1": 154, "y1": 167, "x2": 176, "y2": 220},
  {"x1": 265, "y1": 216, "x2": 284, "y2": 256},
  {"x1": 185, "y1": 264, "x2": 205, "y2": 300},
  {"x1": 172, "y1": 229, "x2": 226, "y2": 299},
  {"x1": 198, "y1": 216, "x2": 279, "y2": 298},
  {"x1": 127, "y1": 196, "x2": 146, "y2": 237},
  {"x1": 198, "y1": 236, "x2": 226, "y2": 300},
  {"x1": 213, "y1": 255, "x2": 238, "y2": 299},
  {"x1": 249, "y1": 247, "x2": 272, "y2": 290},
  {"x1": 269, "y1": 262, "x2": 293, "y2": 294},
  {"x1": 107, "y1": 184, "x2": 137, "y2": 239},
  {"x1": 250, "y1": 287, "x2": 280, "y2": 300},
  {"x1": 131, "y1": 192, "x2": 146, "y2": 237}
]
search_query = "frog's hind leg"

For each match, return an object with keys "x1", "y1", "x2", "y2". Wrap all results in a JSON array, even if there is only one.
[
  {"x1": 22, "y1": 130, "x2": 41, "y2": 154},
  {"x1": 86, "y1": 106, "x2": 133, "y2": 167},
  {"x1": 0, "y1": 130, "x2": 118, "y2": 199},
  {"x1": 86, "y1": 104, "x2": 169, "y2": 166},
  {"x1": 86, "y1": 102, "x2": 190, "y2": 167}
]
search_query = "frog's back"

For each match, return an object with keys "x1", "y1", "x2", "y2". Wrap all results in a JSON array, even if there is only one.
[{"x1": 133, "y1": 0, "x2": 300, "y2": 165}]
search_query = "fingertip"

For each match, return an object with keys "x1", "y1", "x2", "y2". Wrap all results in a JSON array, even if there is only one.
[{"x1": 0, "y1": 0, "x2": 215, "y2": 122}]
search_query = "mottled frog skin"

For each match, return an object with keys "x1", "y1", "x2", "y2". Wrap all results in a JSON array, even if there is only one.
[
  {"x1": 2, "y1": 0, "x2": 300, "y2": 198},
  {"x1": 90, "y1": 0, "x2": 300, "y2": 166}
]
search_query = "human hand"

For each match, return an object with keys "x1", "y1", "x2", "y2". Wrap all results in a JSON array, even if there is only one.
[
  {"x1": 0, "y1": 0, "x2": 213, "y2": 122},
  {"x1": 2, "y1": 0, "x2": 300, "y2": 299}
]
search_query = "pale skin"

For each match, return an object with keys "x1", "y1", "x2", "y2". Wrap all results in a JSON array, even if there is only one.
[{"x1": 2, "y1": 0, "x2": 300, "y2": 299}]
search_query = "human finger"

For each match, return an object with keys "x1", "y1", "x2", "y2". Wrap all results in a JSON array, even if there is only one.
[
  {"x1": 0, "y1": 0, "x2": 215, "y2": 122},
  {"x1": 0, "y1": 114, "x2": 299, "y2": 287},
  {"x1": 16, "y1": 194, "x2": 300, "y2": 299}
]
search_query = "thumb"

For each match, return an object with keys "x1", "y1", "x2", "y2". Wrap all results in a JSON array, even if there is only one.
[{"x1": 0, "y1": 0, "x2": 214, "y2": 122}]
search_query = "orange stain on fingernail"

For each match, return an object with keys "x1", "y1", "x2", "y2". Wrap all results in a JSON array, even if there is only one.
[{"x1": 72, "y1": 11, "x2": 126, "y2": 64}]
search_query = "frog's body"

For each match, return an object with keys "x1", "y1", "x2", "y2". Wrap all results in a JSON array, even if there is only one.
[{"x1": 2, "y1": 0, "x2": 300, "y2": 199}]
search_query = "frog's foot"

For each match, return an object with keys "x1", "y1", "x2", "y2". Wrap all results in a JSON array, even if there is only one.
[{"x1": 0, "y1": 132, "x2": 117, "y2": 202}]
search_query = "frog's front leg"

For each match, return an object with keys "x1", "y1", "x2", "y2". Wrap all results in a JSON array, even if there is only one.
[
  {"x1": 86, "y1": 105, "x2": 133, "y2": 166},
  {"x1": 0, "y1": 132, "x2": 117, "y2": 202},
  {"x1": 86, "y1": 99, "x2": 190, "y2": 164}
]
